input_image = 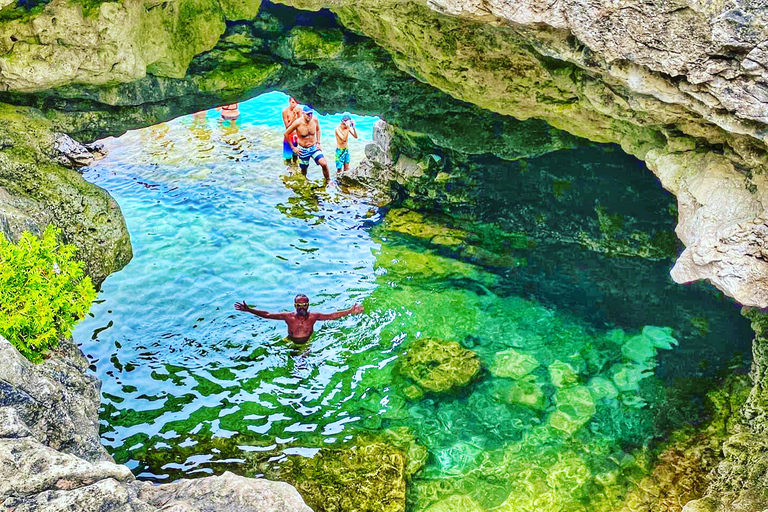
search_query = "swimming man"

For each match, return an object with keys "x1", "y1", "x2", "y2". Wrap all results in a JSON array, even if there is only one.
[
  {"x1": 234, "y1": 294, "x2": 364, "y2": 343},
  {"x1": 284, "y1": 106, "x2": 330, "y2": 180},
  {"x1": 334, "y1": 115, "x2": 358, "y2": 173},
  {"x1": 282, "y1": 97, "x2": 300, "y2": 165}
]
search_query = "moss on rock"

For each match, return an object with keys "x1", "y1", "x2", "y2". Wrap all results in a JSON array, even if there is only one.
[
  {"x1": 399, "y1": 338, "x2": 481, "y2": 394},
  {"x1": 267, "y1": 443, "x2": 407, "y2": 512},
  {"x1": 0, "y1": 103, "x2": 131, "y2": 285}
]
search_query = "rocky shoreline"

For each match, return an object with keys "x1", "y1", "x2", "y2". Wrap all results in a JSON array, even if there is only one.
[
  {"x1": 0, "y1": 335, "x2": 314, "y2": 512},
  {"x1": 1, "y1": 0, "x2": 768, "y2": 509}
]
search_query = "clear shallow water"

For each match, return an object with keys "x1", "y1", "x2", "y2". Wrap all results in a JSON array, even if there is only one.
[{"x1": 75, "y1": 92, "x2": 751, "y2": 512}]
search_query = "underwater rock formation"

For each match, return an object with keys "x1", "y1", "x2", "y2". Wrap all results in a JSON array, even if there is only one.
[
  {"x1": 399, "y1": 338, "x2": 481, "y2": 394},
  {"x1": 264, "y1": 443, "x2": 407, "y2": 512}
]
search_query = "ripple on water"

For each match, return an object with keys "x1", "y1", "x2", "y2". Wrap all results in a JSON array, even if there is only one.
[{"x1": 75, "y1": 92, "x2": 751, "y2": 511}]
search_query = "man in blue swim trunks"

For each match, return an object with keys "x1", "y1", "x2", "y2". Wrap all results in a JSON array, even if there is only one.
[
  {"x1": 334, "y1": 114, "x2": 358, "y2": 173},
  {"x1": 284, "y1": 105, "x2": 330, "y2": 180}
]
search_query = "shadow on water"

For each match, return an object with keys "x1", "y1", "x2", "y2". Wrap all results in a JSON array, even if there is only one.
[{"x1": 74, "y1": 92, "x2": 752, "y2": 511}]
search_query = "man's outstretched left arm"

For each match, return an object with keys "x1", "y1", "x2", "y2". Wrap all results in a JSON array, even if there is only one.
[{"x1": 314, "y1": 303, "x2": 364, "y2": 320}]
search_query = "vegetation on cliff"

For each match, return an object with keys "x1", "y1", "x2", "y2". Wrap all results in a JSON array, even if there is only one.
[{"x1": 0, "y1": 225, "x2": 95, "y2": 362}]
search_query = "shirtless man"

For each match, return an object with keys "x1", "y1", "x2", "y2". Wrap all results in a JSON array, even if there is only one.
[
  {"x1": 334, "y1": 115, "x2": 358, "y2": 173},
  {"x1": 234, "y1": 294, "x2": 364, "y2": 343},
  {"x1": 281, "y1": 97, "x2": 300, "y2": 165},
  {"x1": 284, "y1": 106, "x2": 330, "y2": 180}
]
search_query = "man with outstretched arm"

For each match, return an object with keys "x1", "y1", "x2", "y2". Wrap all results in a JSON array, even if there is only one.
[
  {"x1": 284, "y1": 106, "x2": 330, "y2": 180},
  {"x1": 234, "y1": 294, "x2": 364, "y2": 343}
]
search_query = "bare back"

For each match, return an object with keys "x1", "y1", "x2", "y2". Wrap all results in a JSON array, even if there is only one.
[{"x1": 282, "y1": 106, "x2": 300, "y2": 129}]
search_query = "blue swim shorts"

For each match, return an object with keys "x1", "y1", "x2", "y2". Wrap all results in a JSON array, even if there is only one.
[
  {"x1": 335, "y1": 147, "x2": 349, "y2": 170},
  {"x1": 298, "y1": 144, "x2": 324, "y2": 168}
]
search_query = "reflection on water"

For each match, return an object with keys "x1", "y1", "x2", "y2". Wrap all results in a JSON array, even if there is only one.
[{"x1": 75, "y1": 91, "x2": 751, "y2": 511}]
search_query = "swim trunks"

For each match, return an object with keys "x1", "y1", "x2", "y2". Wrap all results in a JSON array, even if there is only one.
[
  {"x1": 298, "y1": 144, "x2": 324, "y2": 169},
  {"x1": 335, "y1": 147, "x2": 349, "y2": 170},
  {"x1": 283, "y1": 136, "x2": 298, "y2": 160}
]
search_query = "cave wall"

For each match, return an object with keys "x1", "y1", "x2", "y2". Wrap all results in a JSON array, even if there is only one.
[
  {"x1": 0, "y1": 0, "x2": 766, "y2": 307},
  {"x1": 0, "y1": 0, "x2": 767, "y2": 509}
]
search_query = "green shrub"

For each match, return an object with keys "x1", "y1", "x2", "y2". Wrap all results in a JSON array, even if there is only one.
[{"x1": 0, "y1": 225, "x2": 96, "y2": 363}]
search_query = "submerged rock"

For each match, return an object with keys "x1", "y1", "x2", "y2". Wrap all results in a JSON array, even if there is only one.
[
  {"x1": 399, "y1": 338, "x2": 481, "y2": 394},
  {"x1": 490, "y1": 348, "x2": 539, "y2": 380},
  {"x1": 548, "y1": 385, "x2": 596, "y2": 435},
  {"x1": 265, "y1": 443, "x2": 406, "y2": 512}
]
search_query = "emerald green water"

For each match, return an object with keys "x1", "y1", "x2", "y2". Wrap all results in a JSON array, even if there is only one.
[{"x1": 74, "y1": 92, "x2": 752, "y2": 511}]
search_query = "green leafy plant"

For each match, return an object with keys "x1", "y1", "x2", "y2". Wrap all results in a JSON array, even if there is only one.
[{"x1": 0, "y1": 225, "x2": 96, "y2": 363}]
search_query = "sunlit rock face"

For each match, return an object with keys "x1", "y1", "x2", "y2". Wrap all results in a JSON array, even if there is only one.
[
  {"x1": 1, "y1": 0, "x2": 766, "y2": 306},
  {"x1": 271, "y1": 0, "x2": 768, "y2": 308}
]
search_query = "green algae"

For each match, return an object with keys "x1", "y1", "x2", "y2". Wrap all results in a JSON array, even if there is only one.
[
  {"x1": 264, "y1": 443, "x2": 407, "y2": 512},
  {"x1": 399, "y1": 338, "x2": 481, "y2": 394},
  {"x1": 286, "y1": 27, "x2": 344, "y2": 61}
]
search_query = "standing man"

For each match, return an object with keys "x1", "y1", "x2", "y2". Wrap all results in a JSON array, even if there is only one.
[
  {"x1": 234, "y1": 294, "x2": 364, "y2": 344},
  {"x1": 334, "y1": 115, "x2": 358, "y2": 173},
  {"x1": 282, "y1": 97, "x2": 300, "y2": 165},
  {"x1": 284, "y1": 106, "x2": 330, "y2": 180}
]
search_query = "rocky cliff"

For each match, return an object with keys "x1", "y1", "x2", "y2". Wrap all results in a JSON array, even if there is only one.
[
  {"x1": 0, "y1": 0, "x2": 765, "y2": 307},
  {"x1": 0, "y1": 0, "x2": 767, "y2": 510}
]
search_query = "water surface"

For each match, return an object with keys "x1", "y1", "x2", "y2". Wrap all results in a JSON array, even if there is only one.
[{"x1": 75, "y1": 91, "x2": 752, "y2": 512}]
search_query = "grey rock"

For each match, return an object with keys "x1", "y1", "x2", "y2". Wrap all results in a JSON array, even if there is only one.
[
  {"x1": 0, "y1": 407, "x2": 32, "y2": 439},
  {"x1": 130, "y1": 471, "x2": 313, "y2": 512},
  {"x1": 53, "y1": 133, "x2": 101, "y2": 169},
  {"x1": 2, "y1": 478, "x2": 157, "y2": 512},
  {"x1": 0, "y1": 437, "x2": 133, "y2": 498},
  {"x1": 0, "y1": 335, "x2": 110, "y2": 463}
]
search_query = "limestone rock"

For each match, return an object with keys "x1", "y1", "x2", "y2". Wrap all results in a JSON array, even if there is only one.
[
  {"x1": 2, "y1": 478, "x2": 156, "y2": 512},
  {"x1": 505, "y1": 377, "x2": 546, "y2": 410},
  {"x1": 0, "y1": 406, "x2": 32, "y2": 439},
  {"x1": 130, "y1": 471, "x2": 313, "y2": 512},
  {"x1": 0, "y1": 437, "x2": 133, "y2": 498},
  {"x1": 548, "y1": 385, "x2": 596, "y2": 435},
  {"x1": 548, "y1": 360, "x2": 580, "y2": 388},
  {"x1": 0, "y1": 104, "x2": 131, "y2": 286},
  {"x1": 491, "y1": 348, "x2": 539, "y2": 380},
  {"x1": 0, "y1": 335, "x2": 110, "y2": 463},
  {"x1": 52, "y1": 133, "x2": 104, "y2": 169},
  {"x1": 399, "y1": 338, "x2": 481, "y2": 394}
]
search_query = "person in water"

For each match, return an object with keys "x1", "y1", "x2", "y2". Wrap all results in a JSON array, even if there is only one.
[
  {"x1": 217, "y1": 103, "x2": 240, "y2": 121},
  {"x1": 282, "y1": 97, "x2": 300, "y2": 165},
  {"x1": 284, "y1": 105, "x2": 330, "y2": 180},
  {"x1": 234, "y1": 294, "x2": 364, "y2": 343},
  {"x1": 334, "y1": 114, "x2": 358, "y2": 173}
]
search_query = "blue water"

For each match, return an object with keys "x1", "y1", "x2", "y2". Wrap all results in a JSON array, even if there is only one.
[{"x1": 74, "y1": 91, "x2": 751, "y2": 512}]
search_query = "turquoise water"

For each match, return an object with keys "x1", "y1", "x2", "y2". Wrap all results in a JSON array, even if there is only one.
[{"x1": 75, "y1": 92, "x2": 751, "y2": 511}]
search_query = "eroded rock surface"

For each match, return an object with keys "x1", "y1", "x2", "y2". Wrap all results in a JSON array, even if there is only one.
[
  {"x1": 0, "y1": 104, "x2": 131, "y2": 286},
  {"x1": 0, "y1": 335, "x2": 109, "y2": 462},
  {"x1": 130, "y1": 471, "x2": 313, "y2": 512}
]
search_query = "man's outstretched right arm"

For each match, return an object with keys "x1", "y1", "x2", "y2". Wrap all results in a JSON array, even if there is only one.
[{"x1": 234, "y1": 300, "x2": 287, "y2": 320}]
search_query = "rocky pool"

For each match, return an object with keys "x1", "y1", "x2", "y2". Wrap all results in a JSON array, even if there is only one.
[{"x1": 74, "y1": 91, "x2": 754, "y2": 512}]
